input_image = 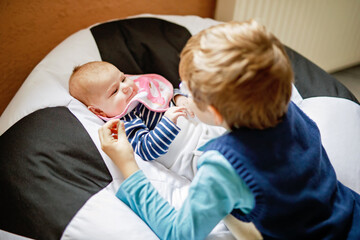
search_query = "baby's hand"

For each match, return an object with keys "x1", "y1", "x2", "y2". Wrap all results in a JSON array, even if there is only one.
[
  {"x1": 174, "y1": 95, "x2": 195, "y2": 118},
  {"x1": 164, "y1": 106, "x2": 187, "y2": 125}
]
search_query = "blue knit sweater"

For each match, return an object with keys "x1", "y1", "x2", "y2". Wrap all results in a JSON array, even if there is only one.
[{"x1": 204, "y1": 102, "x2": 360, "y2": 239}]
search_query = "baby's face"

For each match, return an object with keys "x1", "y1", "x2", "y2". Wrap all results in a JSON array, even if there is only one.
[{"x1": 90, "y1": 65, "x2": 138, "y2": 117}]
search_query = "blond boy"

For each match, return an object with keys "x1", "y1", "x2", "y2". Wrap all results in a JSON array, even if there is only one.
[{"x1": 99, "y1": 20, "x2": 360, "y2": 239}]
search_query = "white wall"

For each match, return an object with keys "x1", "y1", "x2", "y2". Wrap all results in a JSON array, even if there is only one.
[{"x1": 215, "y1": 0, "x2": 360, "y2": 72}]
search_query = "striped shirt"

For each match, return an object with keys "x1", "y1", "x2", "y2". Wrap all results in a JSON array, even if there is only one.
[{"x1": 121, "y1": 104, "x2": 180, "y2": 161}]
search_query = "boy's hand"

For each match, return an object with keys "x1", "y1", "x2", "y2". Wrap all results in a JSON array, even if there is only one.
[
  {"x1": 98, "y1": 119, "x2": 139, "y2": 179},
  {"x1": 174, "y1": 95, "x2": 195, "y2": 118},
  {"x1": 164, "y1": 106, "x2": 187, "y2": 124}
]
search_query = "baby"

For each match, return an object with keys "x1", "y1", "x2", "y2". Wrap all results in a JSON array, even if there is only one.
[{"x1": 69, "y1": 61, "x2": 186, "y2": 161}]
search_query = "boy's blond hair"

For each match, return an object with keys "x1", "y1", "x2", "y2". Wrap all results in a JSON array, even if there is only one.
[{"x1": 179, "y1": 20, "x2": 293, "y2": 129}]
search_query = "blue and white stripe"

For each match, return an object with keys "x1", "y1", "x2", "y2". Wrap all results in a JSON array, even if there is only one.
[{"x1": 121, "y1": 104, "x2": 180, "y2": 161}]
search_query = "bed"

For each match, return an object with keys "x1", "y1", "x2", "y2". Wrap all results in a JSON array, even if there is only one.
[{"x1": 0, "y1": 14, "x2": 359, "y2": 240}]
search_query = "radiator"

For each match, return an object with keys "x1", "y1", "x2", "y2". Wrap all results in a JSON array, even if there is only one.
[{"x1": 215, "y1": 0, "x2": 360, "y2": 72}]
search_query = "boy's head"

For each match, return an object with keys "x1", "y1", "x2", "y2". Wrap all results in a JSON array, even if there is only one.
[
  {"x1": 179, "y1": 20, "x2": 293, "y2": 129},
  {"x1": 69, "y1": 61, "x2": 138, "y2": 118}
]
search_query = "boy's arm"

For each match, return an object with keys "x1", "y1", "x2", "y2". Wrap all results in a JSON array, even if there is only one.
[{"x1": 116, "y1": 151, "x2": 256, "y2": 239}]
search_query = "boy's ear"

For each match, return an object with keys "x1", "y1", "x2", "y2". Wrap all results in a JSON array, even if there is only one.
[
  {"x1": 88, "y1": 106, "x2": 107, "y2": 117},
  {"x1": 207, "y1": 105, "x2": 224, "y2": 125}
]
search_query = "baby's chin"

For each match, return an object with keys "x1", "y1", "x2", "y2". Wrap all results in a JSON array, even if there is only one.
[
  {"x1": 127, "y1": 89, "x2": 138, "y2": 102},
  {"x1": 105, "y1": 112, "x2": 122, "y2": 118},
  {"x1": 104, "y1": 108, "x2": 129, "y2": 118}
]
